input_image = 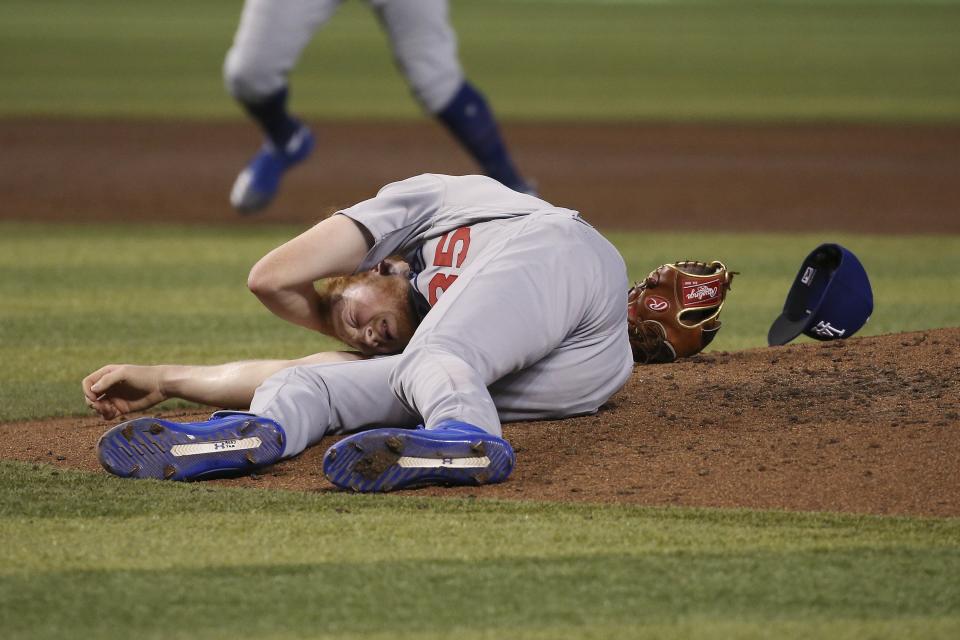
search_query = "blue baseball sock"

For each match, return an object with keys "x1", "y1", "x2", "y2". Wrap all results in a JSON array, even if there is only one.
[
  {"x1": 436, "y1": 81, "x2": 527, "y2": 192},
  {"x1": 242, "y1": 87, "x2": 301, "y2": 150}
]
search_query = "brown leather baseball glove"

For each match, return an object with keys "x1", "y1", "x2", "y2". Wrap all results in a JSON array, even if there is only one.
[{"x1": 627, "y1": 261, "x2": 735, "y2": 364}]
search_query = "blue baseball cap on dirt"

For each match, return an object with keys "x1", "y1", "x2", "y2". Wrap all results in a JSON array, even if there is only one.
[{"x1": 767, "y1": 243, "x2": 873, "y2": 346}]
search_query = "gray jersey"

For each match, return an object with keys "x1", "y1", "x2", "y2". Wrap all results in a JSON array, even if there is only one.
[
  {"x1": 339, "y1": 173, "x2": 577, "y2": 306},
  {"x1": 251, "y1": 175, "x2": 634, "y2": 457}
]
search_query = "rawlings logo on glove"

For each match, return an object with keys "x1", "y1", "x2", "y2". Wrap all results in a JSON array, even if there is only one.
[
  {"x1": 646, "y1": 296, "x2": 670, "y2": 312},
  {"x1": 628, "y1": 261, "x2": 735, "y2": 364},
  {"x1": 683, "y1": 281, "x2": 722, "y2": 305}
]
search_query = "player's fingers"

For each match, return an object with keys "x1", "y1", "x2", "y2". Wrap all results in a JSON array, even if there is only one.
[
  {"x1": 99, "y1": 399, "x2": 121, "y2": 420},
  {"x1": 82, "y1": 364, "x2": 117, "y2": 401},
  {"x1": 87, "y1": 398, "x2": 116, "y2": 420},
  {"x1": 88, "y1": 366, "x2": 127, "y2": 397},
  {"x1": 81, "y1": 369, "x2": 104, "y2": 401}
]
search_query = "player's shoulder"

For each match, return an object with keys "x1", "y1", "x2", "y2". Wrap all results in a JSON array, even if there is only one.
[
  {"x1": 377, "y1": 174, "x2": 523, "y2": 196},
  {"x1": 375, "y1": 173, "x2": 447, "y2": 197},
  {"x1": 430, "y1": 174, "x2": 558, "y2": 208},
  {"x1": 375, "y1": 174, "x2": 563, "y2": 215}
]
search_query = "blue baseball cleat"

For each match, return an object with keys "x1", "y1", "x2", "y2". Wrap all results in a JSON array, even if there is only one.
[
  {"x1": 97, "y1": 413, "x2": 286, "y2": 481},
  {"x1": 322, "y1": 420, "x2": 515, "y2": 493},
  {"x1": 230, "y1": 124, "x2": 315, "y2": 214}
]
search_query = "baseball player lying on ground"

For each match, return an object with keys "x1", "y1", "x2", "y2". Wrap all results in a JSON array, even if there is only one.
[{"x1": 84, "y1": 174, "x2": 732, "y2": 492}]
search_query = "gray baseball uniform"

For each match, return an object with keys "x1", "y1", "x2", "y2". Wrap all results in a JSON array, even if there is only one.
[
  {"x1": 224, "y1": 0, "x2": 463, "y2": 113},
  {"x1": 250, "y1": 174, "x2": 633, "y2": 458}
]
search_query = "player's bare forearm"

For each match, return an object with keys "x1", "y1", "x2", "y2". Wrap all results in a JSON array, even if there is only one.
[
  {"x1": 250, "y1": 281, "x2": 328, "y2": 333},
  {"x1": 248, "y1": 215, "x2": 370, "y2": 332},
  {"x1": 160, "y1": 361, "x2": 288, "y2": 410},
  {"x1": 83, "y1": 352, "x2": 364, "y2": 420},
  {"x1": 248, "y1": 215, "x2": 371, "y2": 326},
  {"x1": 167, "y1": 351, "x2": 363, "y2": 408}
]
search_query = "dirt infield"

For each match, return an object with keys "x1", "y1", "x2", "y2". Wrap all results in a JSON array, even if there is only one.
[
  {"x1": 2, "y1": 119, "x2": 958, "y2": 517},
  {"x1": 3, "y1": 329, "x2": 958, "y2": 517},
  {"x1": 2, "y1": 119, "x2": 958, "y2": 232}
]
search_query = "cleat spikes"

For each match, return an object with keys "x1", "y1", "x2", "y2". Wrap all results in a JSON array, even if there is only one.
[
  {"x1": 322, "y1": 423, "x2": 515, "y2": 493},
  {"x1": 385, "y1": 436, "x2": 404, "y2": 453},
  {"x1": 97, "y1": 414, "x2": 286, "y2": 481},
  {"x1": 352, "y1": 450, "x2": 400, "y2": 481}
]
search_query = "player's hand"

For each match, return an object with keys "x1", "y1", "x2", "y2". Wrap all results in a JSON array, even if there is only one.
[{"x1": 82, "y1": 364, "x2": 167, "y2": 420}]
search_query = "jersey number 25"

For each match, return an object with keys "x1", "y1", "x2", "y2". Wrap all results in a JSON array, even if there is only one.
[{"x1": 428, "y1": 227, "x2": 471, "y2": 305}]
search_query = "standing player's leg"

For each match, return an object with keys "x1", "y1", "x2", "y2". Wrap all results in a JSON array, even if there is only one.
[
  {"x1": 370, "y1": 0, "x2": 533, "y2": 194},
  {"x1": 223, "y1": 0, "x2": 340, "y2": 213}
]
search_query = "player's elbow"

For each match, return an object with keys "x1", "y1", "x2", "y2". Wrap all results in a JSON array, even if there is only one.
[{"x1": 247, "y1": 261, "x2": 280, "y2": 298}]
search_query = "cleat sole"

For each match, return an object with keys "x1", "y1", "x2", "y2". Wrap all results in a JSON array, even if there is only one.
[
  {"x1": 323, "y1": 427, "x2": 514, "y2": 493},
  {"x1": 385, "y1": 436, "x2": 404, "y2": 454},
  {"x1": 97, "y1": 415, "x2": 285, "y2": 481},
  {"x1": 352, "y1": 449, "x2": 401, "y2": 481}
]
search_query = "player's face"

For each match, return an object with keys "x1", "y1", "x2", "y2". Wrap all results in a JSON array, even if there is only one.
[{"x1": 326, "y1": 270, "x2": 418, "y2": 356}]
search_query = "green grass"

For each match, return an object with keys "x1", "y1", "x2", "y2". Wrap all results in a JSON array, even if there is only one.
[
  {"x1": 1, "y1": 461, "x2": 958, "y2": 639},
  {"x1": 0, "y1": 0, "x2": 958, "y2": 121},
  {"x1": 0, "y1": 223, "x2": 341, "y2": 421},
  {"x1": 1, "y1": 222, "x2": 958, "y2": 422}
]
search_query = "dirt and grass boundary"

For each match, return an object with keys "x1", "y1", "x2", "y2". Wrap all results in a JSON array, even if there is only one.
[{"x1": 2, "y1": 120, "x2": 958, "y2": 517}]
